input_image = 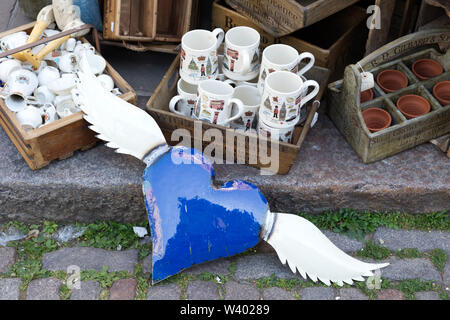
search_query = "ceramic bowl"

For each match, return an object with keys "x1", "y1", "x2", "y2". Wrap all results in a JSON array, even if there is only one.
[
  {"x1": 362, "y1": 107, "x2": 392, "y2": 132},
  {"x1": 37, "y1": 66, "x2": 60, "y2": 86},
  {"x1": 396, "y1": 94, "x2": 430, "y2": 119},
  {"x1": 376, "y1": 69, "x2": 408, "y2": 93},
  {"x1": 412, "y1": 59, "x2": 443, "y2": 80},
  {"x1": 433, "y1": 81, "x2": 450, "y2": 106},
  {"x1": 47, "y1": 76, "x2": 76, "y2": 95}
]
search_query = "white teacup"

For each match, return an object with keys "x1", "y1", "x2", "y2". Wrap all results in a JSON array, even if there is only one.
[
  {"x1": 169, "y1": 79, "x2": 197, "y2": 117},
  {"x1": 193, "y1": 79, "x2": 244, "y2": 127},
  {"x1": 15, "y1": 105, "x2": 42, "y2": 129},
  {"x1": 37, "y1": 66, "x2": 60, "y2": 86},
  {"x1": 258, "y1": 44, "x2": 315, "y2": 94},
  {"x1": 223, "y1": 26, "x2": 260, "y2": 81},
  {"x1": 230, "y1": 85, "x2": 260, "y2": 131},
  {"x1": 35, "y1": 85, "x2": 55, "y2": 104},
  {"x1": 258, "y1": 116, "x2": 297, "y2": 144},
  {"x1": 259, "y1": 71, "x2": 319, "y2": 126},
  {"x1": 180, "y1": 28, "x2": 224, "y2": 84}
]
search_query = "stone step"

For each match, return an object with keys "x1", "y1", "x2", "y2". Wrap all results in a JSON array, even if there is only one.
[{"x1": 0, "y1": 26, "x2": 449, "y2": 223}]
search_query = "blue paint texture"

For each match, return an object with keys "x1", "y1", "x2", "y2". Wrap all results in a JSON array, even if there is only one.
[{"x1": 143, "y1": 147, "x2": 268, "y2": 282}]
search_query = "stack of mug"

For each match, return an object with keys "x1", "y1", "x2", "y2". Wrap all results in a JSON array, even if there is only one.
[{"x1": 169, "y1": 26, "x2": 320, "y2": 143}]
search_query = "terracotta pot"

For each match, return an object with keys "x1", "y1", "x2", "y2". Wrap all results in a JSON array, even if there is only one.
[
  {"x1": 412, "y1": 59, "x2": 443, "y2": 80},
  {"x1": 362, "y1": 107, "x2": 392, "y2": 132},
  {"x1": 376, "y1": 69, "x2": 408, "y2": 93},
  {"x1": 433, "y1": 81, "x2": 450, "y2": 106},
  {"x1": 396, "y1": 94, "x2": 430, "y2": 119},
  {"x1": 360, "y1": 88, "x2": 374, "y2": 103}
]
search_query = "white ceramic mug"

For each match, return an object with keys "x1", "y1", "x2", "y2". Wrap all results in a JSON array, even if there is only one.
[
  {"x1": 257, "y1": 44, "x2": 315, "y2": 94},
  {"x1": 229, "y1": 85, "x2": 260, "y2": 131},
  {"x1": 193, "y1": 79, "x2": 244, "y2": 126},
  {"x1": 180, "y1": 28, "x2": 224, "y2": 84},
  {"x1": 257, "y1": 116, "x2": 297, "y2": 144},
  {"x1": 223, "y1": 26, "x2": 260, "y2": 81},
  {"x1": 15, "y1": 105, "x2": 42, "y2": 129},
  {"x1": 169, "y1": 79, "x2": 198, "y2": 117},
  {"x1": 259, "y1": 71, "x2": 319, "y2": 126}
]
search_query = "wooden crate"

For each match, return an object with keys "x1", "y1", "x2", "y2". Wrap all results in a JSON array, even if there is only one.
[
  {"x1": 0, "y1": 22, "x2": 137, "y2": 170},
  {"x1": 103, "y1": 0, "x2": 198, "y2": 43},
  {"x1": 146, "y1": 55, "x2": 330, "y2": 175},
  {"x1": 327, "y1": 29, "x2": 450, "y2": 163},
  {"x1": 212, "y1": 1, "x2": 367, "y2": 78},
  {"x1": 223, "y1": 0, "x2": 359, "y2": 37}
]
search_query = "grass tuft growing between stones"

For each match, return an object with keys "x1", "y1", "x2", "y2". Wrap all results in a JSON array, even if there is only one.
[
  {"x1": 395, "y1": 248, "x2": 424, "y2": 259},
  {"x1": 299, "y1": 210, "x2": 449, "y2": 240},
  {"x1": 356, "y1": 241, "x2": 391, "y2": 260},
  {"x1": 427, "y1": 249, "x2": 447, "y2": 272},
  {"x1": 81, "y1": 267, "x2": 131, "y2": 289}
]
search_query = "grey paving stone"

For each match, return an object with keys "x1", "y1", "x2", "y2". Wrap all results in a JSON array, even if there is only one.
[
  {"x1": 186, "y1": 281, "x2": 220, "y2": 300},
  {"x1": 381, "y1": 258, "x2": 441, "y2": 282},
  {"x1": 184, "y1": 259, "x2": 230, "y2": 276},
  {"x1": 143, "y1": 254, "x2": 152, "y2": 274},
  {"x1": 299, "y1": 287, "x2": 335, "y2": 300},
  {"x1": 444, "y1": 262, "x2": 450, "y2": 285},
  {"x1": 322, "y1": 231, "x2": 364, "y2": 253},
  {"x1": 0, "y1": 278, "x2": 21, "y2": 300},
  {"x1": 26, "y1": 278, "x2": 62, "y2": 300},
  {"x1": 262, "y1": 287, "x2": 295, "y2": 300},
  {"x1": 377, "y1": 289, "x2": 405, "y2": 300},
  {"x1": 416, "y1": 291, "x2": 440, "y2": 300},
  {"x1": 224, "y1": 281, "x2": 260, "y2": 300},
  {"x1": 147, "y1": 283, "x2": 181, "y2": 300},
  {"x1": 339, "y1": 288, "x2": 368, "y2": 300},
  {"x1": 374, "y1": 228, "x2": 450, "y2": 253},
  {"x1": 70, "y1": 281, "x2": 101, "y2": 300},
  {"x1": 109, "y1": 278, "x2": 137, "y2": 300},
  {"x1": 42, "y1": 247, "x2": 138, "y2": 274},
  {"x1": 0, "y1": 247, "x2": 16, "y2": 273},
  {"x1": 235, "y1": 254, "x2": 297, "y2": 280}
]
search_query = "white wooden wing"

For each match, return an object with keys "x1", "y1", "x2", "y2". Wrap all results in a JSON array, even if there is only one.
[
  {"x1": 266, "y1": 213, "x2": 389, "y2": 286},
  {"x1": 74, "y1": 53, "x2": 166, "y2": 160}
]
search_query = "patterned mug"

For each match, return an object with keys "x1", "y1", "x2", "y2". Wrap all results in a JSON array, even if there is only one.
[
  {"x1": 169, "y1": 79, "x2": 198, "y2": 117},
  {"x1": 180, "y1": 29, "x2": 224, "y2": 85}
]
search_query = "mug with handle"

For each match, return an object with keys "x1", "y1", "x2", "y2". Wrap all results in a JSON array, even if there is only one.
[
  {"x1": 193, "y1": 79, "x2": 245, "y2": 127},
  {"x1": 169, "y1": 79, "x2": 198, "y2": 117},
  {"x1": 229, "y1": 85, "x2": 261, "y2": 131},
  {"x1": 259, "y1": 71, "x2": 319, "y2": 126},
  {"x1": 257, "y1": 44, "x2": 315, "y2": 94},
  {"x1": 180, "y1": 28, "x2": 224, "y2": 85},
  {"x1": 223, "y1": 26, "x2": 260, "y2": 81}
]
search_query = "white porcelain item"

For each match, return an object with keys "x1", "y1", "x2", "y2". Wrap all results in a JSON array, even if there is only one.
[
  {"x1": 258, "y1": 44, "x2": 315, "y2": 94},
  {"x1": 35, "y1": 85, "x2": 55, "y2": 104},
  {"x1": 97, "y1": 74, "x2": 114, "y2": 91},
  {"x1": 180, "y1": 28, "x2": 224, "y2": 84},
  {"x1": 229, "y1": 85, "x2": 260, "y2": 131},
  {"x1": 193, "y1": 79, "x2": 244, "y2": 126},
  {"x1": 0, "y1": 32, "x2": 28, "y2": 52},
  {"x1": 41, "y1": 103, "x2": 58, "y2": 124},
  {"x1": 85, "y1": 53, "x2": 105, "y2": 75},
  {"x1": 65, "y1": 38, "x2": 77, "y2": 52},
  {"x1": 59, "y1": 53, "x2": 79, "y2": 73},
  {"x1": 169, "y1": 79, "x2": 197, "y2": 117},
  {"x1": 223, "y1": 26, "x2": 260, "y2": 81},
  {"x1": 259, "y1": 71, "x2": 319, "y2": 126},
  {"x1": 47, "y1": 76, "x2": 76, "y2": 95},
  {"x1": 257, "y1": 116, "x2": 296, "y2": 143},
  {"x1": 15, "y1": 105, "x2": 42, "y2": 129},
  {"x1": 0, "y1": 59, "x2": 21, "y2": 82},
  {"x1": 37, "y1": 66, "x2": 60, "y2": 86},
  {"x1": 224, "y1": 76, "x2": 258, "y2": 88},
  {"x1": 6, "y1": 68, "x2": 39, "y2": 101},
  {"x1": 55, "y1": 97, "x2": 79, "y2": 118}
]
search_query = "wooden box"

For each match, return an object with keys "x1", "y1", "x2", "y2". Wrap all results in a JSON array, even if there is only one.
[
  {"x1": 327, "y1": 29, "x2": 450, "y2": 163},
  {"x1": 0, "y1": 23, "x2": 137, "y2": 170},
  {"x1": 212, "y1": 1, "x2": 367, "y2": 77},
  {"x1": 146, "y1": 55, "x2": 330, "y2": 175},
  {"x1": 223, "y1": 0, "x2": 359, "y2": 37},
  {"x1": 103, "y1": 0, "x2": 198, "y2": 43}
]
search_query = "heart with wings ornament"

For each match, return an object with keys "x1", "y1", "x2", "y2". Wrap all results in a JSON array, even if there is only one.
[{"x1": 73, "y1": 54, "x2": 388, "y2": 285}]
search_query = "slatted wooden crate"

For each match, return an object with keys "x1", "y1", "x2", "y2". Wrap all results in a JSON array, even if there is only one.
[
  {"x1": 327, "y1": 29, "x2": 450, "y2": 163},
  {"x1": 0, "y1": 22, "x2": 137, "y2": 170},
  {"x1": 146, "y1": 55, "x2": 330, "y2": 174},
  {"x1": 223, "y1": 0, "x2": 359, "y2": 37},
  {"x1": 103, "y1": 0, "x2": 198, "y2": 43}
]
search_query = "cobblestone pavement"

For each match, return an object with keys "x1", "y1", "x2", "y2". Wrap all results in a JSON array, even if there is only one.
[{"x1": 0, "y1": 228, "x2": 448, "y2": 300}]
